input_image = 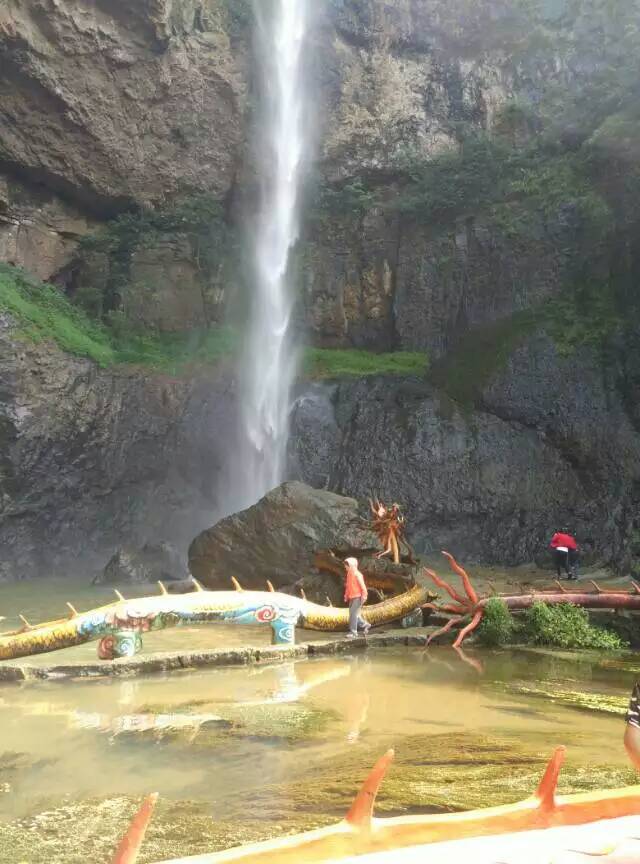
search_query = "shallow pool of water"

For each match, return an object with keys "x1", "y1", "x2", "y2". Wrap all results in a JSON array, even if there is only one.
[{"x1": 0, "y1": 580, "x2": 638, "y2": 863}]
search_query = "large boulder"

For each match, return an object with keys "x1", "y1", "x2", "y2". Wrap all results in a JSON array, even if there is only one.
[{"x1": 188, "y1": 482, "x2": 380, "y2": 591}]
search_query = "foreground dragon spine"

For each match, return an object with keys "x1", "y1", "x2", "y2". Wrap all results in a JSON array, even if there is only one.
[
  {"x1": 0, "y1": 580, "x2": 431, "y2": 660},
  {"x1": 112, "y1": 746, "x2": 640, "y2": 864}
]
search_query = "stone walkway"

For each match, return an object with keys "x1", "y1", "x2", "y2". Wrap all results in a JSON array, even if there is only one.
[{"x1": 0, "y1": 629, "x2": 430, "y2": 682}]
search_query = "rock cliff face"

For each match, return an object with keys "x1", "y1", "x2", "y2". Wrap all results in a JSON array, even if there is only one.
[
  {"x1": 1, "y1": 0, "x2": 639, "y2": 576},
  {"x1": 290, "y1": 332, "x2": 640, "y2": 566},
  {"x1": 0, "y1": 311, "x2": 236, "y2": 580},
  {"x1": 4, "y1": 319, "x2": 639, "y2": 578},
  {"x1": 0, "y1": 0, "x2": 247, "y2": 209},
  {"x1": 0, "y1": 0, "x2": 248, "y2": 286},
  {"x1": 301, "y1": 0, "x2": 548, "y2": 353}
]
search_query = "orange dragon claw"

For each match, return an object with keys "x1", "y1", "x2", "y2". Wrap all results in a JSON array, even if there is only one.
[{"x1": 441, "y1": 551, "x2": 479, "y2": 605}]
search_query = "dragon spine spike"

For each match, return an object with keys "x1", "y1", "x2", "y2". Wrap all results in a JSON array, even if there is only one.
[
  {"x1": 66, "y1": 602, "x2": 79, "y2": 618},
  {"x1": 300, "y1": 588, "x2": 307, "y2": 600},
  {"x1": 632, "y1": 580, "x2": 640, "y2": 595},
  {"x1": 114, "y1": 590, "x2": 125, "y2": 602},
  {"x1": 554, "y1": 580, "x2": 568, "y2": 594},
  {"x1": 191, "y1": 578, "x2": 204, "y2": 592},
  {"x1": 326, "y1": 596, "x2": 333, "y2": 607},
  {"x1": 19, "y1": 614, "x2": 32, "y2": 630},
  {"x1": 111, "y1": 792, "x2": 159, "y2": 864},
  {"x1": 231, "y1": 577, "x2": 244, "y2": 592},
  {"x1": 157, "y1": 581, "x2": 168, "y2": 596},
  {"x1": 536, "y1": 746, "x2": 566, "y2": 811},
  {"x1": 590, "y1": 580, "x2": 602, "y2": 593},
  {"x1": 345, "y1": 749, "x2": 395, "y2": 828},
  {"x1": 266, "y1": 580, "x2": 275, "y2": 593}
]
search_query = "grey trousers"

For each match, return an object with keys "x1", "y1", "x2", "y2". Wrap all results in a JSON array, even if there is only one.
[{"x1": 349, "y1": 597, "x2": 368, "y2": 635}]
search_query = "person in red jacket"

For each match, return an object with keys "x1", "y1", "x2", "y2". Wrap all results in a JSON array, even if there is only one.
[
  {"x1": 344, "y1": 557, "x2": 371, "y2": 638},
  {"x1": 550, "y1": 530, "x2": 579, "y2": 580}
]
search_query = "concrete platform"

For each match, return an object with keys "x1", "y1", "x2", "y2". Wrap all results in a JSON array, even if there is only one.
[{"x1": 0, "y1": 629, "x2": 430, "y2": 682}]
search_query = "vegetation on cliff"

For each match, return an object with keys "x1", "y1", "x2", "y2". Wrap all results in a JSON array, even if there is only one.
[
  {"x1": 310, "y1": 0, "x2": 640, "y2": 385},
  {"x1": 0, "y1": 264, "x2": 426, "y2": 378},
  {"x1": 0, "y1": 264, "x2": 234, "y2": 372}
]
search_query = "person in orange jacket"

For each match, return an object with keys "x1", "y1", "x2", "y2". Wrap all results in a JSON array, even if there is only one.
[{"x1": 343, "y1": 557, "x2": 371, "y2": 638}]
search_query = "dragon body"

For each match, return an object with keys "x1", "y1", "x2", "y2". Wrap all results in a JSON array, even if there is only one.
[
  {"x1": 0, "y1": 583, "x2": 430, "y2": 661},
  {"x1": 112, "y1": 747, "x2": 640, "y2": 864}
]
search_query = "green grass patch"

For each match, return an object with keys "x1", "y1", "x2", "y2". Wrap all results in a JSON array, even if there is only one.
[
  {"x1": 429, "y1": 310, "x2": 539, "y2": 407},
  {"x1": 1, "y1": 265, "x2": 427, "y2": 380},
  {"x1": 110, "y1": 324, "x2": 237, "y2": 374},
  {"x1": 305, "y1": 348, "x2": 428, "y2": 379},
  {"x1": 0, "y1": 263, "x2": 236, "y2": 373},
  {"x1": 0, "y1": 263, "x2": 116, "y2": 365}
]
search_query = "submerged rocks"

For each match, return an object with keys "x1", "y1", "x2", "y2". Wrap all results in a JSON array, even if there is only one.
[
  {"x1": 95, "y1": 542, "x2": 187, "y2": 586},
  {"x1": 188, "y1": 481, "x2": 379, "y2": 591}
]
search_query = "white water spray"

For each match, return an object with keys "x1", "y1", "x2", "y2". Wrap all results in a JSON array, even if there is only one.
[{"x1": 232, "y1": 0, "x2": 309, "y2": 510}]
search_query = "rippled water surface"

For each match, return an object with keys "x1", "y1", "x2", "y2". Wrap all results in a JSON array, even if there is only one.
[{"x1": 0, "y1": 579, "x2": 639, "y2": 863}]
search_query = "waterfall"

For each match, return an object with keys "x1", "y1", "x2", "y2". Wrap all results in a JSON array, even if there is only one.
[{"x1": 231, "y1": 0, "x2": 309, "y2": 511}]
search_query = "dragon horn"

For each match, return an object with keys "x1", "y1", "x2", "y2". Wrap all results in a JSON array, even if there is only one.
[
  {"x1": 345, "y1": 749, "x2": 395, "y2": 829},
  {"x1": 157, "y1": 581, "x2": 168, "y2": 596},
  {"x1": 114, "y1": 590, "x2": 125, "y2": 602},
  {"x1": 326, "y1": 596, "x2": 333, "y2": 607},
  {"x1": 300, "y1": 588, "x2": 307, "y2": 600},
  {"x1": 266, "y1": 580, "x2": 275, "y2": 592},
  {"x1": 231, "y1": 577, "x2": 244, "y2": 592},
  {"x1": 66, "y1": 602, "x2": 79, "y2": 618},
  {"x1": 19, "y1": 614, "x2": 32, "y2": 630},
  {"x1": 536, "y1": 746, "x2": 566, "y2": 812},
  {"x1": 111, "y1": 792, "x2": 158, "y2": 864},
  {"x1": 191, "y1": 578, "x2": 204, "y2": 592}
]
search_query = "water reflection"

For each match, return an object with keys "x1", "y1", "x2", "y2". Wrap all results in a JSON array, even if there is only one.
[{"x1": 0, "y1": 648, "x2": 639, "y2": 862}]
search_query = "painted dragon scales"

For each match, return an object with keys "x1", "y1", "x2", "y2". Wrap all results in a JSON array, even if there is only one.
[{"x1": 0, "y1": 580, "x2": 431, "y2": 661}]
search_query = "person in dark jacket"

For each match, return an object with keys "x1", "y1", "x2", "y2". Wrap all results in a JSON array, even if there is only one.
[
  {"x1": 625, "y1": 681, "x2": 640, "y2": 770},
  {"x1": 550, "y1": 530, "x2": 579, "y2": 580}
]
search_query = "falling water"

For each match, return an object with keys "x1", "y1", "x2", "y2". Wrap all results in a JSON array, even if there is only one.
[{"x1": 231, "y1": 0, "x2": 309, "y2": 511}]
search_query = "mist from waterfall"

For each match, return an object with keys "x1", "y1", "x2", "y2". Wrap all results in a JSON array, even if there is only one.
[{"x1": 230, "y1": 0, "x2": 309, "y2": 512}]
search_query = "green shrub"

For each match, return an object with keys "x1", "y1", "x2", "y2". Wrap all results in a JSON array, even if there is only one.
[
  {"x1": 522, "y1": 602, "x2": 627, "y2": 650},
  {"x1": 476, "y1": 598, "x2": 517, "y2": 647}
]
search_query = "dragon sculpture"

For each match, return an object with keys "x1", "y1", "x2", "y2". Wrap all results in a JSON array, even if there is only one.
[
  {"x1": 369, "y1": 498, "x2": 416, "y2": 565},
  {"x1": 0, "y1": 579, "x2": 431, "y2": 661},
  {"x1": 424, "y1": 551, "x2": 640, "y2": 648},
  {"x1": 111, "y1": 746, "x2": 640, "y2": 864}
]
